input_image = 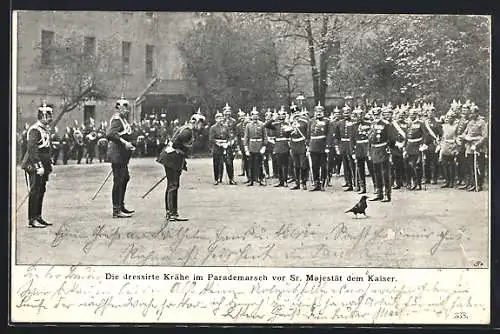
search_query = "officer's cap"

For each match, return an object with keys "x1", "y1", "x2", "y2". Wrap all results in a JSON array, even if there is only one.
[
  {"x1": 222, "y1": 103, "x2": 231, "y2": 112},
  {"x1": 251, "y1": 106, "x2": 259, "y2": 116}
]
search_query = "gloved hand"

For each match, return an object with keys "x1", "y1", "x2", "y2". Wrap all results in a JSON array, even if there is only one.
[
  {"x1": 36, "y1": 166, "x2": 45, "y2": 176},
  {"x1": 396, "y1": 141, "x2": 404, "y2": 149},
  {"x1": 125, "y1": 141, "x2": 135, "y2": 151},
  {"x1": 325, "y1": 148, "x2": 330, "y2": 154},
  {"x1": 259, "y1": 146, "x2": 266, "y2": 154}
]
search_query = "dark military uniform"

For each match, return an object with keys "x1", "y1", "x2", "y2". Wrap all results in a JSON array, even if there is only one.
[
  {"x1": 236, "y1": 118, "x2": 249, "y2": 178},
  {"x1": 307, "y1": 118, "x2": 332, "y2": 190},
  {"x1": 352, "y1": 119, "x2": 372, "y2": 193},
  {"x1": 61, "y1": 130, "x2": 72, "y2": 165},
  {"x1": 405, "y1": 119, "x2": 426, "y2": 190},
  {"x1": 209, "y1": 122, "x2": 231, "y2": 183},
  {"x1": 21, "y1": 121, "x2": 53, "y2": 226},
  {"x1": 265, "y1": 120, "x2": 291, "y2": 186},
  {"x1": 223, "y1": 116, "x2": 237, "y2": 183},
  {"x1": 85, "y1": 131, "x2": 97, "y2": 164},
  {"x1": 390, "y1": 119, "x2": 409, "y2": 188},
  {"x1": 289, "y1": 115, "x2": 309, "y2": 189},
  {"x1": 97, "y1": 131, "x2": 108, "y2": 163},
  {"x1": 327, "y1": 116, "x2": 342, "y2": 181},
  {"x1": 244, "y1": 120, "x2": 267, "y2": 184},
  {"x1": 422, "y1": 118, "x2": 443, "y2": 184},
  {"x1": 50, "y1": 131, "x2": 61, "y2": 164},
  {"x1": 73, "y1": 129, "x2": 84, "y2": 164},
  {"x1": 157, "y1": 124, "x2": 193, "y2": 220},
  {"x1": 369, "y1": 119, "x2": 395, "y2": 201},
  {"x1": 106, "y1": 112, "x2": 133, "y2": 215},
  {"x1": 336, "y1": 118, "x2": 356, "y2": 189}
]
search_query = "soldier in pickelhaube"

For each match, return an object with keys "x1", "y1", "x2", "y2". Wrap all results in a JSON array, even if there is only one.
[
  {"x1": 243, "y1": 107, "x2": 267, "y2": 186},
  {"x1": 157, "y1": 116, "x2": 195, "y2": 221},
  {"x1": 454, "y1": 100, "x2": 470, "y2": 186},
  {"x1": 106, "y1": 96, "x2": 136, "y2": 218},
  {"x1": 61, "y1": 126, "x2": 72, "y2": 165},
  {"x1": 336, "y1": 104, "x2": 356, "y2": 191},
  {"x1": 209, "y1": 111, "x2": 230, "y2": 185},
  {"x1": 288, "y1": 105, "x2": 309, "y2": 190},
  {"x1": 351, "y1": 106, "x2": 371, "y2": 194},
  {"x1": 265, "y1": 106, "x2": 291, "y2": 187},
  {"x1": 307, "y1": 102, "x2": 333, "y2": 191},
  {"x1": 390, "y1": 105, "x2": 410, "y2": 189},
  {"x1": 405, "y1": 105, "x2": 426, "y2": 191},
  {"x1": 368, "y1": 107, "x2": 396, "y2": 202},
  {"x1": 422, "y1": 103, "x2": 443, "y2": 185},
  {"x1": 327, "y1": 107, "x2": 342, "y2": 185},
  {"x1": 21, "y1": 102, "x2": 54, "y2": 228},
  {"x1": 460, "y1": 102, "x2": 488, "y2": 191},
  {"x1": 221, "y1": 103, "x2": 237, "y2": 185},
  {"x1": 235, "y1": 109, "x2": 249, "y2": 179},
  {"x1": 50, "y1": 126, "x2": 61, "y2": 165},
  {"x1": 439, "y1": 110, "x2": 459, "y2": 188},
  {"x1": 262, "y1": 109, "x2": 275, "y2": 180}
]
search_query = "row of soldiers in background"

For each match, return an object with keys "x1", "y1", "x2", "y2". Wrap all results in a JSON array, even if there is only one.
[
  {"x1": 208, "y1": 99, "x2": 488, "y2": 201},
  {"x1": 18, "y1": 112, "x2": 211, "y2": 165},
  {"x1": 18, "y1": 119, "x2": 109, "y2": 165}
]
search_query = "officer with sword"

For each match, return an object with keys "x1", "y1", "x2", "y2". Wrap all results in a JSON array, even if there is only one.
[
  {"x1": 209, "y1": 111, "x2": 230, "y2": 185},
  {"x1": 20, "y1": 102, "x2": 54, "y2": 228},
  {"x1": 106, "y1": 96, "x2": 136, "y2": 218},
  {"x1": 307, "y1": 102, "x2": 333, "y2": 191}
]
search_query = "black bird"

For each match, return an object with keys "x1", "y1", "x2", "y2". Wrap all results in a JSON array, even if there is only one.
[{"x1": 345, "y1": 195, "x2": 368, "y2": 218}]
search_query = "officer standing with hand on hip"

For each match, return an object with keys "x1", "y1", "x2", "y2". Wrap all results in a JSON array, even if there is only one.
[{"x1": 106, "y1": 96, "x2": 136, "y2": 218}]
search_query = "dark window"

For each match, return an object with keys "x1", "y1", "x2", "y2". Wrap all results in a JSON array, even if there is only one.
[
  {"x1": 122, "y1": 41, "x2": 131, "y2": 74},
  {"x1": 83, "y1": 36, "x2": 96, "y2": 59},
  {"x1": 145, "y1": 44, "x2": 154, "y2": 78},
  {"x1": 41, "y1": 30, "x2": 54, "y2": 66}
]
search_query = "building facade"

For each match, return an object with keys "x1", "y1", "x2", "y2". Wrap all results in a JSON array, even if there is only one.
[{"x1": 15, "y1": 10, "x2": 200, "y2": 130}]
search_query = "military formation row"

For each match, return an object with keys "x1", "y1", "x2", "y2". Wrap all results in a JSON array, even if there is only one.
[{"x1": 206, "y1": 100, "x2": 488, "y2": 202}]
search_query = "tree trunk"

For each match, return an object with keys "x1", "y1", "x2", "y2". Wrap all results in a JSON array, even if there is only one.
[
  {"x1": 305, "y1": 19, "x2": 320, "y2": 105},
  {"x1": 318, "y1": 16, "x2": 329, "y2": 107},
  {"x1": 52, "y1": 109, "x2": 69, "y2": 128}
]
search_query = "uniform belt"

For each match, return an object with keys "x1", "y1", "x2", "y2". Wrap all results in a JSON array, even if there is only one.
[
  {"x1": 52, "y1": 141, "x2": 60, "y2": 144},
  {"x1": 250, "y1": 138, "x2": 262, "y2": 142},
  {"x1": 444, "y1": 139, "x2": 455, "y2": 143},
  {"x1": 215, "y1": 139, "x2": 228, "y2": 143},
  {"x1": 356, "y1": 139, "x2": 369, "y2": 143},
  {"x1": 291, "y1": 137, "x2": 305, "y2": 142},
  {"x1": 372, "y1": 142, "x2": 387, "y2": 148},
  {"x1": 311, "y1": 135, "x2": 326, "y2": 140},
  {"x1": 341, "y1": 138, "x2": 350, "y2": 142},
  {"x1": 275, "y1": 137, "x2": 288, "y2": 141},
  {"x1": 267, "y1": 137, "x2": 276, "y2": 140},
  {"x1": 407, "y1": 137, "x2": 422, "y2": 142}
]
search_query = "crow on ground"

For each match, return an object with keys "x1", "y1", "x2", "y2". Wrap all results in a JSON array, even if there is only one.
[{"x1": 345, "y1": 195, "x2": 368, "y2": 218}]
